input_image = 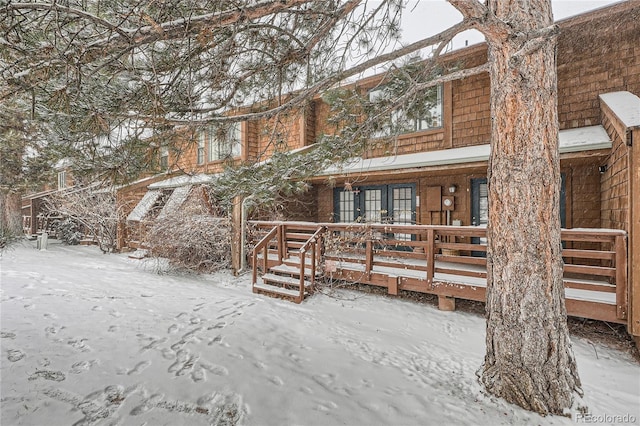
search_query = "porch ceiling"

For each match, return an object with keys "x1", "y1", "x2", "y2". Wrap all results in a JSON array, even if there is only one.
[{"x1": 318, "y1": 125, "x2": 611, "y2": 177}]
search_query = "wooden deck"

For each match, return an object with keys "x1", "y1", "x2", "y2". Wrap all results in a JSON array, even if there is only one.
[{"x1": 250, "y1": 221, "x2": 628, "y2": 324}]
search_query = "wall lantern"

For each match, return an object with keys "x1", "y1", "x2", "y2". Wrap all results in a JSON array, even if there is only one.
[{"x1": 448, "y1": 185, "x2": 457, "y2": 193}]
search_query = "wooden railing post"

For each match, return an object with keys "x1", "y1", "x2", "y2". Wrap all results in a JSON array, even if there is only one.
[
  {"x1": 365, "y1": 239, "x2": 373, "y2": 280},
  {"x1": 299, "y1": 250, "x2": 306, "y2": 302},
  {"x1": 426, "y1": 228, "x2": 435, "y2": 289},
  {"x1": 278, "y1": 224, "x2": 285, "y2": 262},
  {"x1": 616, "y1": 234, "x2": 628, "y2": 320},
  {"x1": 310, "y1": 243, "x2": 316, "y2": 286}
]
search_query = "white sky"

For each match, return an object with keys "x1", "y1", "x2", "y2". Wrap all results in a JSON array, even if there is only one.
[{"x1": 398, "y1": 0, "x2": 621, "y2": 51}]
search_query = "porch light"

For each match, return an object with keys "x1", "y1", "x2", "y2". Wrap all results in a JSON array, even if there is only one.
[{"x1": 448, "y1": 185, "x2": 457, "y2": 193}]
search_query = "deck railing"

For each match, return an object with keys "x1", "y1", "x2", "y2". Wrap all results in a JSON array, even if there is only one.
[{"x1": 250, "y1": 221, "x2": 628, "y2": 323}]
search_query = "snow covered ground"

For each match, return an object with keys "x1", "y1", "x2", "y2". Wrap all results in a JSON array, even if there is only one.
[{"x1": 1, "y1": 241, "x2": 638, "y2": 426}]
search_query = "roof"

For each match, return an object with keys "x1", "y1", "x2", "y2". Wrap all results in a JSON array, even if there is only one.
[
  {"x1": 599, "y1": 91, "x2": 640, "y2": 130},
  {"x1": 148, "y1": 173, "x2": 217, "y2": 190},
  {"x1": 126, "y1": 189, "x2": 162, "y2": 221},
  {"x1": 321, "y1": 125, "x2": 611, "y2": 176}
]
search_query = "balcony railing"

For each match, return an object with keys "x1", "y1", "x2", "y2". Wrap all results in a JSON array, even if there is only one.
[{"x1": 250, "y1": 221, "x2": 628, "y2": 324}]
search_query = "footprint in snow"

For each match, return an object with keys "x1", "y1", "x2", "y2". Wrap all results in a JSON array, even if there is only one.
[
  {"x1": 199, "y1": 361, "x2": 228, "y2": 376},
  {"x1": 208, "y1": 335, "x2": 223, "y2": 345},
  {"x1": 7, "y1": 349, "x2": 25, "y2": 362},
  {"x1": 167, "y1": 324, "x2": 179, "y2": 333},
  {"x1": 70, "y1": 360, "x2": 98, "y2": 374},
  {"x1": 207, "y1": 322, "x2": 226, "y2": 330},
  {"x1": 0, "y1": 331, "x2": 16, "y2": 339},
  {"x1": 28, "y1": 369, "x2": 65, "y2": 382},
  {"x1": 107, "y1": 325, "x2": 118, "y2": 332},
  {"x1": 127, "y1": 361, "x2": 151, "y2": 375},
  {"x1": 68, "y1": 338, "x2": 91, "y2": 352},
  {"x1": 269, "y1": 376, "x2": 284, "y2": 386},
  {"x1": 45, "y1": 325, "x2": 64, "y2": 336},
  {"x1": 315, "y1": 400, "x2": 338, "y2": 412},
  {"x1": 139, "y1": 336, "x2": 167, "y2": 352},
  {"x1": 130, "y1": 393, "x2": 164, "y2": 416},
  {"x1": 175, "y1": 312, "x2": 189, "y2": 321},
  {"x1": 190, "y1": 365, "x2": 206, "y2": 382},
  {"x1": 161, "y1": 348, "x2": 175, "y2": 360}
]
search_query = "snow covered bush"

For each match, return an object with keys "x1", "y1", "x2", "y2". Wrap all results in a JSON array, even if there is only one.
[
  {"x1": 145, "y1": 213, "x2": 231, "y2": 273},
  {"x1": 53, "y1": 218, "x2": 82, "y2": 245}
]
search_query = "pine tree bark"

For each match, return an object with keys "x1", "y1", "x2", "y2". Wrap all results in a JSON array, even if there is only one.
[
  {"x1": 0, "y1": 191, "x2": 23, "y2": 246},
  {"x1": 479, "y1": 0, "x2": 582, "y2": 415}
]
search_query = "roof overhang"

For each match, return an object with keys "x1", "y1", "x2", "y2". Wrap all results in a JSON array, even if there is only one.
[
  {"x1": 318, "y1": 125, "x2": 611, "y2": 178},
  {"x1": 148, "y1": 173, "x2": 218, "y2": 190}
]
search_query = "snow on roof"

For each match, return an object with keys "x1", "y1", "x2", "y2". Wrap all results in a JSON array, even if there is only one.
[
  {"x1": 156, "y1": 185, "x2": 192, "y2": 220},
  {"x1": 558, "y1": 125, "x2": 611, "y2": 152},
  {"x1": 148, "y1": 173, "x2": 217, "y2": 190},
  {"x1": 126, "y1": 189, "x2": 162, "y2": 221},
  {"x1": 321, "y1": 125, "x2": 611, "y2": 175},
  {"x1": 599, "y1": 91, "x2": 640, "y2": 129}
]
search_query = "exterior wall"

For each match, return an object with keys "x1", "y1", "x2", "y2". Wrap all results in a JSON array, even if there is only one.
[
  {"x1": 116, "y1": 174, "x2": 175, "y2": 249},
  {"x1": 600, "y1": 103, "x2": 631, "y2": 231},
  {"x1": 451, "y1": 48, "x2": 491, "y2": 148},
  {"x1": 254, "y1": 107, "x2": 306, "y2": 161},
  {"x1": 557, "y1": 4, "x2": 640, "y2": 130},
  {"x1": 567, "y1": 163, "x2": 601, "y2": 229},
  {"x1": 630, "y1": 127, "x2": 640, "y2": 338}
]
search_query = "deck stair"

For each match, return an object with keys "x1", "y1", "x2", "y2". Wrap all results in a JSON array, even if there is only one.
[{"x1": 252, "y1": 224, "x2": 326, "y2": 303}]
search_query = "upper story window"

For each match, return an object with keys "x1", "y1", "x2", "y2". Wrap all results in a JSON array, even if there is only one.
[
  {"x1": 57, "y1": 171, "x2": 67, "y2": 190},
  {"x1": 369, "y1": 84, "x2": 443, "y2": 137},
  {"x1": 197, "y1": 132, "x2": 205, "y2": 165},
  {"x1": 159, "y1": 145, "x2": 169, "y2": 170},
  {"x1": 208, "y1": 122, "x2": 242, "y2": 162}
]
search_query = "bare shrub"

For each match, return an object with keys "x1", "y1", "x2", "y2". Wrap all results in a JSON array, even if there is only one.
[
  {"x1": 45, "y1": 186, "x2": 121, "y2": 253},
  {"x1": 145, "y1": 213, "x2": 231, "y2": 273}
]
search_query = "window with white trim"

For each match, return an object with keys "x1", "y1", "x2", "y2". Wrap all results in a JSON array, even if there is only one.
[
  {"x1": 197, "y1": 132, "x2": 205, "y2": 165},
  {"x1": 369, "y1": 84, "x2": 443, "y2": 137},
  {"x1": 57, "y1": 171, "x2": 67, "y2": 190},
  {"x1": 159, "y1": 145, "x2": 169, "y2": 169},
  {"x1": 208, "y1": 122, "x2": 242, "y2": 162}
]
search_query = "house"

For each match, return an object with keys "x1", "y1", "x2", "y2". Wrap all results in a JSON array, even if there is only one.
[{"x1": 115, "y1": 2, "x2": 639, "y2": 345}]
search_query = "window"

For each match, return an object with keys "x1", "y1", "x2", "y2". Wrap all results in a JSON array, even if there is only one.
[
  {"x1": 208, "y1": 122, "x2": 242, "y2": 162},
  {"x1": 57, "y1": 171, "x2": 67, "y2": 190},
  {"x1": 159, "y1": 145, "x2": 169, "y2": 170},
  {"x1": 197, "y1": 132, "x2": 205, "y2": 165},
  {"x1": 333, "y1": 184, "x2": 416, "y2": 240},
  {"x1": 337, "y1": 190, "x2": 355, "y2": 223},
  {"x1": 369, "y1": 85, "x2": 443, "y2": 137}
]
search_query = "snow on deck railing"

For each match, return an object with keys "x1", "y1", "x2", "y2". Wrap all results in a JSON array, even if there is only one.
[{"x1": 250, "y1": 221, "x2": 628, "y2": 324}]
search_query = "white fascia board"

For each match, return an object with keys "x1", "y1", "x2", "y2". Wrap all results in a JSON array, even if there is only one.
[
  {"x1": 148, "y1": 173, "x2": 218, "y2": 190},
  {"x1": 321, "y1": 125, "x2": 611, "y2": 176}
]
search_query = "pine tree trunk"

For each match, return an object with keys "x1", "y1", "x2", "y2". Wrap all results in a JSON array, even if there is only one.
[
  {"x1": 480, "y1": 0, "x2": 582, "y2": 415},
  {"x1": 1, "y1": 190, "x2": 23, "y2": 247}
]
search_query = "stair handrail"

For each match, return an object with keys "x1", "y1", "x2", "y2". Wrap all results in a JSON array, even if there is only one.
[
  {"x1": 298, "y1": 225, "x2": 327, "y2": 299},
  {"x1": 252, "y1": 225, "x2": 280, "y2": 287}
]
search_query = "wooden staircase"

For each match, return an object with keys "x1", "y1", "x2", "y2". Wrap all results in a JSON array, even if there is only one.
[{"x1": 252, "y1": 223, "x2": 326, "y2": 303}]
